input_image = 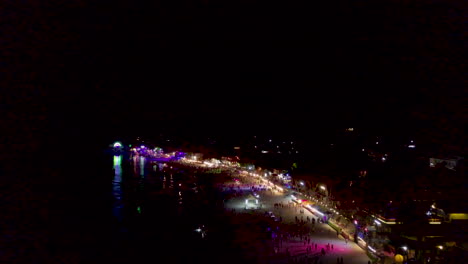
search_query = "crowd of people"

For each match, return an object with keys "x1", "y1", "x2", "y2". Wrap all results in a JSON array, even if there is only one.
[
  {"x1": 175, "y1": 159, "x2": 372, "y2": 264},
  {"x1": 217, "y1": 173, "x2": 367, "y2": 264}
]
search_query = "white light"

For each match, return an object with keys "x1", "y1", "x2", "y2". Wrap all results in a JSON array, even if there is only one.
[
  {"x1": 256, "y1": 199, "x2": 258, "y2": 204},
  {"x1": 376, "y1": 142, "x2": 379, "y2": 144},
  {"x1": 245, "y1": 199, "x2": 248, "y2": 204},
  {"x1": 402, "y1": 246, "x2": 407, "y2": 251},
  {"x1": 438, "y1": 245, "x2": 443, "y2": 250},
  {"x1": 300, "y1": 182, "x2": 304, "y2": 186},
  {"x1": 374, "y1": 219, "x2": 382, "y2": 225},
  {"x1": 306, "y1": 205, "x2": 324, "y2": 216},
  {"x1": 320, "y1": 186, "x2": 326, "y2": 190},
  {"x1": 368, "y1": 246, "x2": 376, "y2": 253},
  {"x1": 408, "y1": 144, "x2": 416, "y2": 148}
]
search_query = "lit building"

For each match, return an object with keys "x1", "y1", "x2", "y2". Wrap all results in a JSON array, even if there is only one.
[{"x1": 429, "y1": 156, "x2": 463, "y2": 171}]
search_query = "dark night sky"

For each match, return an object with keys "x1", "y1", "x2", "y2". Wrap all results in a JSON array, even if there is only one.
[{"x1": 1, "y1": 0, "x2": 466, "y2": 154}]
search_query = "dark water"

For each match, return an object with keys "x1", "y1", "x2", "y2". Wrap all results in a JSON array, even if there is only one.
[
  {"x1": 0, "y1": 148, "x2": 241, "y2": 264},
  {"x1": 106, "y1": 153, "x2": 245, "y2": 264}
]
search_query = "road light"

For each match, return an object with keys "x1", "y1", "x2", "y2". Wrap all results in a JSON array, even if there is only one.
[
  {"x1": 320, "y1": 185, "x2": 326, "y2": 190},
  {"x1": 401, "y1": 246, "x2": 408, "y2": 262}
]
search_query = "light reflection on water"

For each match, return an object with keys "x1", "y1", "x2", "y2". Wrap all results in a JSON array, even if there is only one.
[
  {"x1": 133, "y1": 155, "x2": 138, "y2": 174},
  {"x1": 113, "y1": 155, "x2": 123, "y2": 223},
  {"x1": 111, "y1": 154, "x2": 210, "y2": 234},
  {"x1": 113, "y1": 155, "x2": 122, "y2": 183},
  {"x1": 139, "y1": 156, "x2": 145, "y2": 176}
]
